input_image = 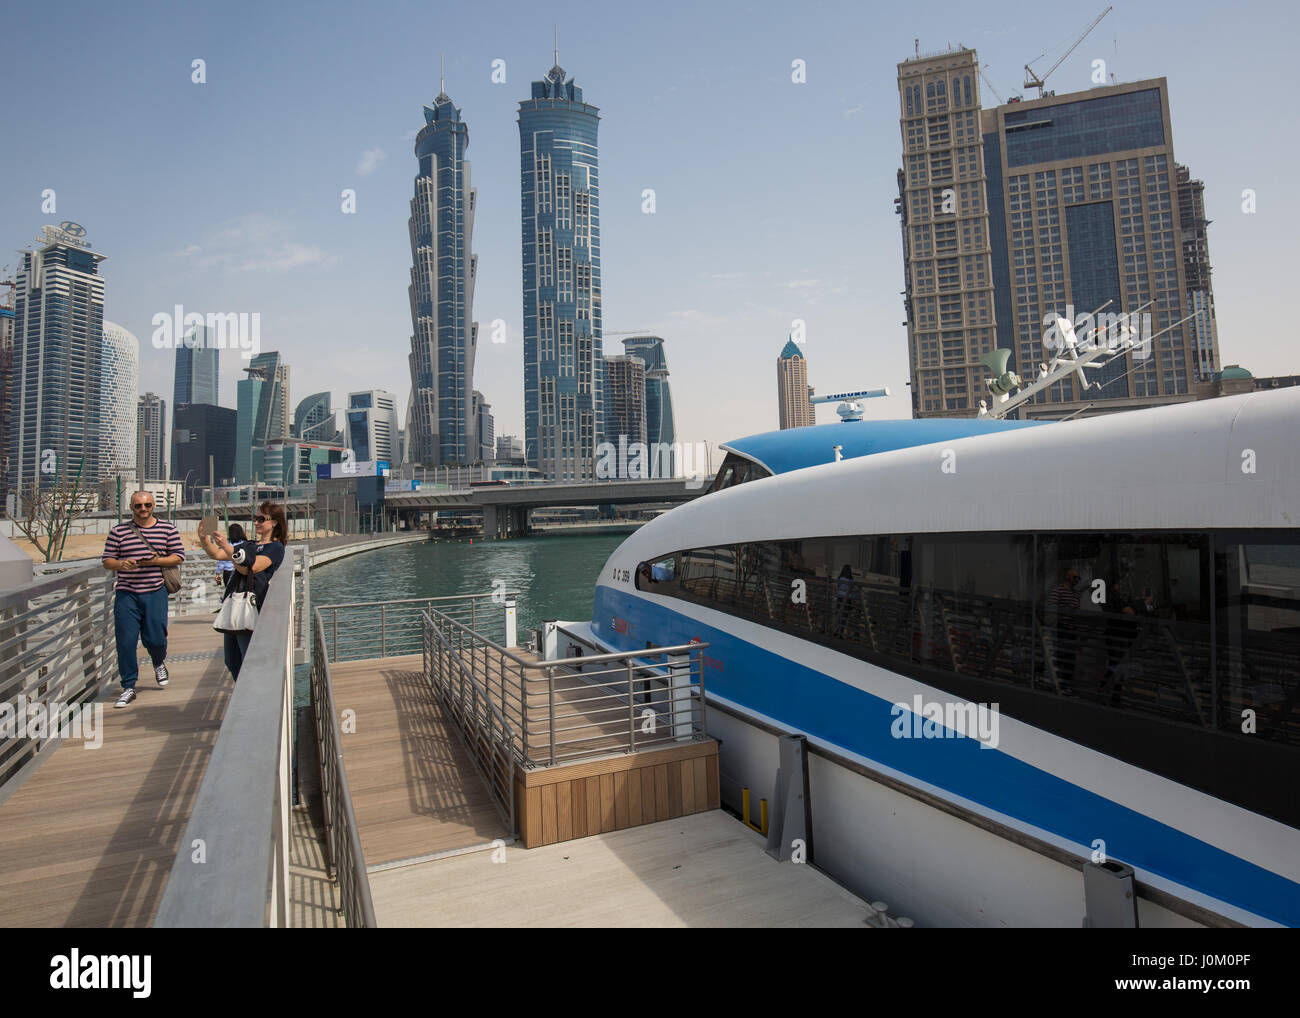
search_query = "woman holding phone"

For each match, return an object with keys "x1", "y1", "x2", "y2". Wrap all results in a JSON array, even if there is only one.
[{"x1": 197, "y1": 502, "x2": 289, "y2": 680}]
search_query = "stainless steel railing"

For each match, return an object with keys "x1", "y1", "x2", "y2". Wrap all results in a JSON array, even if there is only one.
[
  {"x1": 311, "y1": 607, "x2": 376, "y2": 928},
  {"x1": 154, "y1": 548, "x2": 301, "y2": 928},
  {"x1": 422, "y1": 607, "x2": 708, "y2": 770},
  {"x1": 422, "y1": 608, "x2": 518, "y2": 834},
  {"x1": 0, "y1": 564, "x2": 116, "y2": 807},
  {"x1": 317, "y1": 592, "x2": 516, "y2": 663}
]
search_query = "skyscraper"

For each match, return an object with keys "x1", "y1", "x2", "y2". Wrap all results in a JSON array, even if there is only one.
[
  {"x1": 1177, "y1": 164, "x2": 1220, "y2": 382},
  {"x1": 897, "y1": 49, "x2": 1213, "y2": 418},
  {"x1": 408, "y1": 75, "x2": 478, "y2": 467},
  {"x1": 345, "y1": 389, "x2": 399, "y2": 464},
  {"x1": 622, "y1": 335, "x2": 676, "y2": 474},
  {"x1": 1, "y1": 301, "x2": 16, "y2": 508},
  {"x1": 294, "y1": 391, "x2": 341, "y2": 445},
  {"x1": 137, "y1": 393, "x2": 167, "y2": 481},
  {"x1": 101, "y1": 322, "x2": 139, "y2": 481},
  {"x1": 777, "y1": 339, "x2": 814, "y2": 429},
  {"x1": 170, "y1": 324, "x2": 219, "y2": 482},
  {"x1": 603, "y1": 355, "x2": 647, "y2": 450},
  {"x1": 472, "y1": 390, "x2": 494, "y2": 463},
  {"x1": 519, "y1": 50, "x2": 603, "y2": 480},
  {"x1": 10, "y1": 222, "x2": 106, "y2": 498},
  {"x1": 173, "y1": 404, "x2": 236, "y2": 498},
  {"x1": 235, "y1": 351, "x2": 289, "y2": 484},
  {"x1": 173, "y1": 324, "x2": 218, "y2": 407}
]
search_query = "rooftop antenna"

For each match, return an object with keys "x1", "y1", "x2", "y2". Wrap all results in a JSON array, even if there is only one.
[
  {"x1": 441, "y1": 53, "x2": 445, "y2": 94},
  {"x1": 555, "y1": 23, "x2": 559, "y2": 67}
]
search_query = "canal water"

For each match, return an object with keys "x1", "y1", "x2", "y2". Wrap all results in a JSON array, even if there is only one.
[{"x1": 295, "y1": 531, "x2": 628, "y2": 705}]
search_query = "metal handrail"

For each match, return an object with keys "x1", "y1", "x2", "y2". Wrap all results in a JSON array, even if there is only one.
[
  {"x1": 422, "y1": 609, "x2": 518, "y2": 833},
  {"x1": 421, "y1": 606, "x2": 708, "y2": 773},
  {"x1": 154, "y1": 549, "x2": 300, "y2": 928},
  {"x1": 0, "y1": 564, "x2": 116, "y2": 808},
  {"x1": 311, "y1": 607, "x2": 376, "y2": 928}
]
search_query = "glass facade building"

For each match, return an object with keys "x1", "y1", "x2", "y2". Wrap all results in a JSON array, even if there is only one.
[
  {"x1": 294, "y1": 391, "x2": 340, "y2": 445},
  {"x1": 408, "y1": 86, "x2": 478, "y2": 467},
  {"x1": 235, "y1": 351, "x2": 289, "y2": 484},
  {"x1": 898, "y1": 52, "x2": 1214, "y2": 418},
  {"x1": 173, "y1": 325, "x2": 218, "y2": 407},
  {"x1": 101, "y1": 321, "x2": 139, "y2": 481},
  {"x1": 345, "y1": 389, "x2": 398, "y2": 464},
  {"x1": 173, "y1": 403, "x2": 236, "y2": 497},
  {"x1": 622, "y1": 335, "x2": 676, "y2": 474},
  {"x1": 519, "y1": 60, "x2": 603, "y2": 480},
  {"x1": 10, "y1": 233, "x2": 107, "y2": 495}
]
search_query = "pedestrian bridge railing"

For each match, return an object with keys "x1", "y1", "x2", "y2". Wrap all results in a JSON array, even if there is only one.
[
  {"x1": 0, "y1": 564, "x2": 116, "y2": 808},
  {"x1": 309, "y1": 606, "x2": 376, "y2": 928},
  {"x1": 154, "y1": 548, "x2": 302, "y2": 928}
]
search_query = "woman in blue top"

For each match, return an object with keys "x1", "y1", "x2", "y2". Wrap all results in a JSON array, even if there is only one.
[{"x1": 198, "y1": 502, "x2": 288, "y2": 680}]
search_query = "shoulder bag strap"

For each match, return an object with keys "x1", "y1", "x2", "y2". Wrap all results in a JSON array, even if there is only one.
[{"x1": 131, "y1": 522, "x2": 165, "y2": 557}]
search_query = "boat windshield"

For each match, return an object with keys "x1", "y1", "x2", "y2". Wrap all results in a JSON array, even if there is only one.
[{"x1": 705, "y1": 452, "x2": 772, "y2": 495}]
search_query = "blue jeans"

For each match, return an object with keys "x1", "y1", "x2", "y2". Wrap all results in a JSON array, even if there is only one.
[
  {"x1": 114, "y1": 588, "x2": 169, "y2": 690},
  {"x1": 224, "y1": 630, "x2": 253, "y2": 681}
]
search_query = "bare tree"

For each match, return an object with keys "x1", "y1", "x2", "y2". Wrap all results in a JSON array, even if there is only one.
[{"x1": 10, "y1": 463, "x2": 95, "y2": 562}]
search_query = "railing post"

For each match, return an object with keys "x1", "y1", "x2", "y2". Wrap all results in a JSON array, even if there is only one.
[
  {"x1": 547, "y1": 666, "x2": 556, "y2": 767},
  {"x1": 504, "y1": 597, "x2": 517, "y2": 649},
  {"x1": 628, "y1": 659, "x2": 637, "y2": 752},
  {"x1": 380, "y1": 603, "x2": 387, "y2": 658}
]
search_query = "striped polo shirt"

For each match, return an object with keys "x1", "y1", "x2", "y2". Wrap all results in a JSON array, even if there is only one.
[{"x1": 102, "y1": 520, "x2": 186, "y2": 593}]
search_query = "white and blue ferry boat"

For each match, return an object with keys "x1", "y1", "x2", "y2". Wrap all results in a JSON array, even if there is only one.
[{"x1": 566, "y1": 388, "x2": 1299, "y2": 927}]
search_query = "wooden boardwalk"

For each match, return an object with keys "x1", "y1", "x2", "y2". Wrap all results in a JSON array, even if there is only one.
[
  {"x1": 369, "y1": 810, "x2": 872, "y2": 927},
  {"x1": 329, "y1": 655, "x2": 510, "y2": 868},
  {"x1": 0, "y1": 618, "x2": 337, "y2": 928}
]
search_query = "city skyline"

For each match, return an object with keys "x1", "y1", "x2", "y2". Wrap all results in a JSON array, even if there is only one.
[{"x1": 3, "y1": 1, "x2": 1297, "y2": 457}]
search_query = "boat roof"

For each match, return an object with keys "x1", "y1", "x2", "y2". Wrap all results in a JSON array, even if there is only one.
[{"x1": 720, "y1": 418, "x2": 1044, "y2": 476}]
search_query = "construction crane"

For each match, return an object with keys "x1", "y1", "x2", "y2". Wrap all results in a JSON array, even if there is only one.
[
  {"x1": 604, "y1": 330, "x2": 651, "y2": 337},
  {"x1": 979, "y1": 64, "x2": 1005, "y2": 105},
  {"x1": 1023, "y1": 6, "x2": 1112, "y2": 99}
]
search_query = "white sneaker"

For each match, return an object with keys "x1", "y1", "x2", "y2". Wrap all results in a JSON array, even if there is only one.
[{"x1": 115, "y1": 688, "x2": 137, "y2": 708}]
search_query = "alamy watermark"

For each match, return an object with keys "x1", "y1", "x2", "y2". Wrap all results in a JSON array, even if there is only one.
[
  {"x1": 151, "y1": 305, "x2": 261, "y2": 359},
  {"x1": 890, "y1": 694, "x2": 1000, "y2": 749},
  {"x1": 1042, "y1": 304, "x2": 1152, "y2": 361},
  {"x1": 595, "y1": 436, "x2": 708, "y2": 490},
  {"x1": 0, "y1": 697, "x2": 103, "y2": 749}
]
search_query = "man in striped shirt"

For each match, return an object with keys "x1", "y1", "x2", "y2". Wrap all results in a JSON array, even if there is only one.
[{"x1": 102, "y1": 491, "x2": 186, "y2": 708}]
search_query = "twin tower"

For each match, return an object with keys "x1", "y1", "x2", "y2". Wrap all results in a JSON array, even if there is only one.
[{"x1": 408, "y1": 60, "x2": 601, "y2": 480}]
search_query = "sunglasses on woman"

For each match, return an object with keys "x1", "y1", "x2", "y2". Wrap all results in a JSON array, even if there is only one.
[{"x1": 253, "y1": 514, "x2": 268, "y2": 523}]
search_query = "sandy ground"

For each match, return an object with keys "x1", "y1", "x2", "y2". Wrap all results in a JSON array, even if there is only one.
[{"x1": 11, "y1": 528, "x2": 341, "y2": 563}]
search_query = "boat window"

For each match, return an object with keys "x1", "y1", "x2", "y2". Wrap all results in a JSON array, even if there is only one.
[
  {"x1": 634, "y1": 555, "x2": 678, "y2": 591},
  {"x1": 704, "y1": 453, "x2": 772, "y2": 495},
  {"x1": 652, "y1": 529, "x2": 1299, "y2": 828},
  {"x1": 1217, "y1": 540, "x2": 1300, "y2": 744},
  {"x1": 660, "y1": 530, "x2": 1300, "y2": 743}
]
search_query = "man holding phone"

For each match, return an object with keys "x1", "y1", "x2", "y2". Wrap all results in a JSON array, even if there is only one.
[{"x1": 102, "y1": 491, "x2": 186, "y2": 708}]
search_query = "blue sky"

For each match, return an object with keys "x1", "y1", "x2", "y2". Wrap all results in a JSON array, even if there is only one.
[{"x1": 4, "y1": 0, "x2": 1296, "y2": 455}]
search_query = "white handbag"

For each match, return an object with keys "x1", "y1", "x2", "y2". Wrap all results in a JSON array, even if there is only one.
[{"x1": 213, "y1": 580, "x2": 259, "y2": 633}]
